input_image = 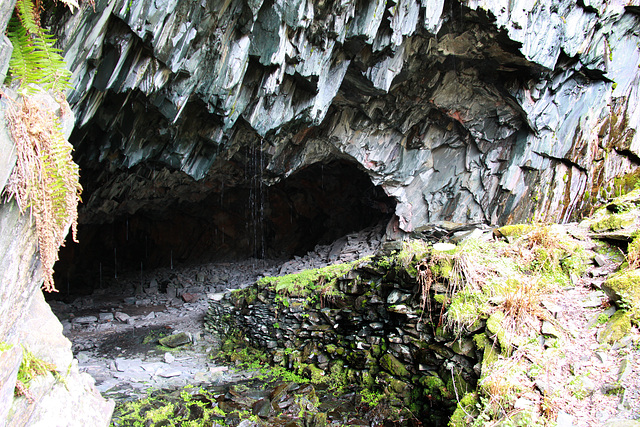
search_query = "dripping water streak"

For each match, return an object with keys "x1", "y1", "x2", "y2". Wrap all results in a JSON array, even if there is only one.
[{"x1": 170, "y1": 250, "x2": 173, "y2": 270}]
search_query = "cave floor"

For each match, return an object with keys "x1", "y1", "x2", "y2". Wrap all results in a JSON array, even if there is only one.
[{"x1": 48, "y1": 225, "x2": 387, "y2": 422}]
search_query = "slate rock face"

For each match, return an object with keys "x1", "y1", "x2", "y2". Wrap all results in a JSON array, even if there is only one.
[{"x1": 50, "y1": 0, "x2": 640, "y2": 232}]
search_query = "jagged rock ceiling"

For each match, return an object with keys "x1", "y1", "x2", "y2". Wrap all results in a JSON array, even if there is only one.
[{"x1": 48, "y1": 0, "x2": 640, "y2": 280}]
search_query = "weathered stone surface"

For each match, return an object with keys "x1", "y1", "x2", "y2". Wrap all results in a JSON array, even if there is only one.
[
  {"x1": 0, "y1": 93, "x2": 113, "y2": 426},
  {"x1": 42, "y1": 0, "x2": 640, "y2": 254},
  {"x1": 7, "y1": 291, "x2": 114, "y2": 427},
  {"x1": 0, "y1": 344, "x2": 22, "y2": 424}
]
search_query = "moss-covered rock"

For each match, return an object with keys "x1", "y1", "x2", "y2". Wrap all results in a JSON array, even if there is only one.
[
  {"x1": 590, "y1": 212, "x2": 635, "y2": 233},
  {"x1": 380, "y1": 353, "x2": 410, "y2": 378},
  {"x1": 495, "y1": 224, "x2": 535, "y2": 240},
  {"x1": 602, "y1": 269, "x2": 640, "y2": 318},
  {"x1": 598, "y1": 310, "x2": 632, "y2": 344},
  {"x1": 420, "y1": 373, "x2": 449, "y2": 400}
]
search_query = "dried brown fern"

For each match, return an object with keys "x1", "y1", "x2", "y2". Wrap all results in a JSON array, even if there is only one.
[{"x1": 4, "y1": 94, "x2": 82, "y2": 292}]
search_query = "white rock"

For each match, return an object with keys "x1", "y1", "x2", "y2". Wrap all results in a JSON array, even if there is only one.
[
  {"x1": 72, "y1": 316, "x2": 98, "y2": 324},
  {"x1": 98, "y1": 312, "x2": 114, "y2": 322},
  {"x1": 432, "y1": 242, "x2": 456, "y2": 252},
  {"x1": 164, "y1": 352, "x2": 175, "y2": 364},
  {"x1": 556, "y1": 411, "x2": 574, "y2": 427},
  {"x1": 114, "y1": 312, "x2": 130, "y2": 322}
]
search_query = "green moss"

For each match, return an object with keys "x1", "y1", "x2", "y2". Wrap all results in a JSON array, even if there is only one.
[
  {"x1": 448, "y1": 392, "x2": 478, "y2": 427},
  {"x1": 257, "y1": 258, "x2": 368, "y2": 305},
  {"x1": 486, "y1": 311, "x2": 509, "y2": 354},
  {"x1": 434, "y1": 293, "x2": 449, "y2": 304},
  {"x1": 613, "y1": 169, "x2": 640, "y2": 196},
  {"x1": 447, "y1": 290, "x2": 486, "y2": 334},
  {"x1": 473, "y1": 333, "x2": 499, "y2": 378},
  {"x1": 495, "y1": 224, "x2": 535, "y2": 239},
  {"x1": 420, "y1": 374, "x2": 448, "y2": 398},
  {"x1": 380, "y1": 353, "x2": 410, "y2": 378},
  {"x1": 112, "y1": 386, "x2": 224, "y2": 426},
  {"x1": 598, "y1": 310, "x2": 632, "y2": 344},
  {"x1": 603, "y1": 269, "x2": 640, "y2": 318},
  {"x1": 591, "y1": 214, "x2": 633, "y2": 232}
]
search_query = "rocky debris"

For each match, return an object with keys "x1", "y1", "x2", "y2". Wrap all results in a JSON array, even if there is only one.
[
  {"x1": 47, "y1": 225, "x2": 389, "y2": 404},
  {"x1": 277, "y1": 222, "x2": 386, "y2": 275}
]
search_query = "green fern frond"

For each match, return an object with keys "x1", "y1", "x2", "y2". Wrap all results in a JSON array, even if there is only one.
[{"x1": 6, "y1": 0, "x2": 72, "y2": 93}]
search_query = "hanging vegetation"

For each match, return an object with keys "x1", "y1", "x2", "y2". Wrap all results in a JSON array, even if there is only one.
[{"x1": 3, "y1": 0, "x2": 81, "y2": 292}]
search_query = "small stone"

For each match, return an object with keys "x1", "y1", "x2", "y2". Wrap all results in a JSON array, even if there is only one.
[
  {"x1": 208, "y1": 292, "x2": 225, "y2": 301},
  {"x1": 164, "y1": 352, "x2": 175, "y2": 364},
  {"x1": 72, "y1": 316, "x2": 98, "y2": 324},
  {"x1": 196, "y1": 272, "x2": 206, "y2": 283},
  {"x1": 618, "y1": 357, "x2": 633, "y2": 382},
  {"x1": 556, "y1": 410, "x2": 574, "y2": 427},
  {"x1": 115, "y1": 358, "x2": 143, "y2": 372},
  {"x1": 387, "y1": 290, "x2": 410, "y2": 304},
  {"x1": 123, "y1": 297, "x2": 136, "y2": 305},
  {"x1": 99, "y1": 312, "x2": 114, "y2": 322},
  {"x1": 370, "y1": 322, "x2": 384, "y2": 330},
  {"x1": 513, "y1": 398, "x2": 533, "y2": 409},
  {"x1": 144, "y1": 311, "x2": 155, "y2": 320},
  {"x1": 542, "y1": 321, "x2": 561, "y2": 337},
  {"x1": 182, "y1": 293, "x2": 200, "y2": 303},
  {"x1": 541, "y1": 300, "x2": 561, "y2": 316},
  {"x1": 582, "y1": 293, "x2": 604, "y2": 308},
  {"x1": 451, "y1": 338, "x2": 475, "y2": 357},
  {"x1": 594, "y1": 254, "x2": 607, "y2": 267},
  {"x1": 114, "y1": 312, "x2": 130, "y2": 322},
  {"x1": 158, "y1": 369, "x2": 182, "y2": 378},
  {"x1": 595, "y1": 351, "x2": 608, "y2": 364},
  {"x1": 76, "y1": 352, "x2": 91, "y2": 364},
  {"x1": 159, "y1": 332, "x2": 191, "y2": 348},
  {"x1": 432, "y1": 242, "x2": 456, "y2": 252}
]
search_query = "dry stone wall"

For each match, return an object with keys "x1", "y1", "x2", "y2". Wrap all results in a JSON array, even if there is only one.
[{"x1": 205, "y1": 246, "x2": 482, "y2": 423}]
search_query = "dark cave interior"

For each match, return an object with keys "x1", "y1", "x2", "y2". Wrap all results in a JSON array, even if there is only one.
[{"x1": 52, "y1": 160, "x2": 396, "y2": 296}]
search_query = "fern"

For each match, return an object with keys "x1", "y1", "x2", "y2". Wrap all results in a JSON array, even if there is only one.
[
  {"x1": 5, "y1": 96, "x2": 82, "y2": 292},
  {"x1": 3, "y1": 0, "x2": 82, "y2": 292},
  {"x1": 6, "y1": 0, "x2": 72, "y2": 93}
]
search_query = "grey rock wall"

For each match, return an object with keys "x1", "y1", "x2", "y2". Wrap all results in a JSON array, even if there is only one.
[
  {"x1": 54, "y1": 0, "x2": 640, "y2": 231},
  {"x1": 0, "y1": 90, "x2": 114, "y2": 425}
]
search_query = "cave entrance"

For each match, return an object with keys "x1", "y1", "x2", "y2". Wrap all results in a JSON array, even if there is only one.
[{"x1": 53, "y1": 160, "x2": 395, "y2": 297}]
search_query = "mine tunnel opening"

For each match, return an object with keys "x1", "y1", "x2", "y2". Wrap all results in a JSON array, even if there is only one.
[{"x1": 52, "y1": 159, "x2": 396, "y2": 298}]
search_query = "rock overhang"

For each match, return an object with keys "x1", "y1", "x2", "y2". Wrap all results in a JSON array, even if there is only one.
[{"x1": 47, "y1": 0, "x2": 640, "y2": 238}]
